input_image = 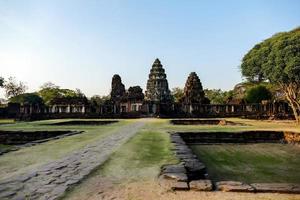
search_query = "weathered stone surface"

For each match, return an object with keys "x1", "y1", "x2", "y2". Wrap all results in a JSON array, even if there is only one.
[
  {"x1": 189, "y1": 180, "x2": 213, "y2": 191},
  {"x1": 251, "y1": 183, "x2": 300, "y2": 194},
  {"x1": 145, "y1": 58, "x2": 172, "y2": 102},
  {"x1": 0, "y1": 121, "x2": 145, "y2": 200},
  {"x1": 161, "y1": 173, "x2": 188, "y2": 182},
  {"x1": 167, "y1": 131, "x2": 209, "y2": 186},
  {"x1": 184, "y1": 159, "x2": 206, "y2": 172},
  {"x1": 173, "y1": 181, "x2": 189, "y2": 190},
  {"x1": 182, "y1": 72, "x2": 207, "y2": 104},
  {"x1": 216, "y1": 181, "x2": 254, "y2": 192},
  {"x1": 161, "y1": 164, "x2": 186, "y2": 174},
  {"x1": 158, "y1": 176, "x2": 189, "y2": 191},
  {"x1": 110, "y1": 74, "x2": 125, "y2": 102}
]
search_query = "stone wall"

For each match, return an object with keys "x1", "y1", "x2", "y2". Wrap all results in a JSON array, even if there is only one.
[
  {"x1": 0, "y1": 130, "x2": 78, "y2": 145},
  {"x1": 159, "y1": 132, "x2": 300, "y2": 193},
  {"x1": 179, "y1": 131, "x2": 300, "y2": 145}
]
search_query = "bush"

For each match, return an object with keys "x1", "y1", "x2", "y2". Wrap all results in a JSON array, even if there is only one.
[{"x1": 245, "y1": 85, "x2": 272, "y2": 103}]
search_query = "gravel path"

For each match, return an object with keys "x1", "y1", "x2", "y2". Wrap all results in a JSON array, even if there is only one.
[{"x1": 0, "y1": 120, "x2": 145, "y2": 200}]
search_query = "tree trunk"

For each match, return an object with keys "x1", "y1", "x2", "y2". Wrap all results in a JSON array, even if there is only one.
[
  {"x1": 286, "y1": 97, "x2": 300, "y2": 124},
  {"x1": 282, "y1": 83, "x2": 300, "y2": 124}
]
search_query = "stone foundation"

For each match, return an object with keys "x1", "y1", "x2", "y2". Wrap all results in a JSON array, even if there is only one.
[
  {"x1": 159, "y1": 131, "x2": 300, "y2": 194},
  {"x1": 180, "y1": 131, "x2": 300, "y2": 145},
  {"x1": 48, "y1": 120, "x2": 118, "y2": 126},
  {"x1": 170, "y1": 119, "x2": 245, "y2": 126},
  {"x1": 0, "y1": 130, "x2": 83, "y2": 155}
]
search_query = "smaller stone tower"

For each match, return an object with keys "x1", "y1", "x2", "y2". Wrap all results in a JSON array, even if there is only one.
[{"x1": 110, "y1": 74, "x2": 125, "y2": 113}]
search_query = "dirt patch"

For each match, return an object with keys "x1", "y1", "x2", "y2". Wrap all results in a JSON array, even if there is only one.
[
  {"x1": 49, "y1": 120, "x2": 118, "y2": 126},
  {"x1": 66, "y1": 179, "x2": 300, "y2": 200}
]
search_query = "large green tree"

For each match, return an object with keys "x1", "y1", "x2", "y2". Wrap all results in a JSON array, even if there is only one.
[
  {"x1": 241, "y1": 27, "x2": 300, "y2": 123},
  {"x1": 204, "y1": 89, "x2": 233, "y2": 104},
  {"x1": 171, "y1": 87, "x2": 184, "y2": 103},
  {"x1": 38, "y1": 82, "x2": 85, "y2": 105},
  {"x1": 244, "y1": 85, "x2": 272, "y2": 103},
  {"x1": 10, "y1": 93, "x2": 44, "y2": 105}
]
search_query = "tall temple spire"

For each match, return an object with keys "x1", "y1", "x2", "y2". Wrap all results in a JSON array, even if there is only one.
[
  {"x1": 145, "y1": 58, "x2": 171, "y2": 102},
  {"x1": 153, "y1": 58, "x2": 161, "y2": 65}
]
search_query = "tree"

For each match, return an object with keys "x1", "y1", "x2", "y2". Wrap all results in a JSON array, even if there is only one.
[
  {"x1": 244, "y1": 85, "x2": 272, "y2": 103},
  {"x1": 38, "y1": 82, "x2": 85, "y2": 105},
  {"x1": 38, "y1": 82, "x2": 61, "y2": 105},
  {"x1": 9, "y1": 93, "x2": 44, "y2": 105},
  {"x1": 90, "y1": 95, "x2": 110, "y2": 106},
  {"x1": 0, "y1": 77, "x2": 4, "y2": 87},
  {"x1": 171, "y1": 87, "x2": 184, "y2": 103},
  {"x1": 3, "y1": 77, "x2": 27, "y2": 98},
  {"x1": 241, "y1": 27, "x2": 300, "y2": 123},
  {"x1": 204, "y1": 89, "x2": 233, "y2": 104}
]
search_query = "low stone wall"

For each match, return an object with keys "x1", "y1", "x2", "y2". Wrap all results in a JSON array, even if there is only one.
[
  {"x1": 0, "y1": 130, "x2": 79, "y2": 145},
  {"x1": 0, "y1": 130, "x2": 83, "y2": 155},
  {"x1": 170, "y1": 119, "x2": 245, "y2": 126},
  {"x1": 48, "y1": 120, "x2": 118, "y2": 126},
  {"x1": 171, "y1": 119, "x2": 221, "y2": 125},
  {"x1": 180, "y1": 131, "x2": 300, "y2": 145},
  {"x1": 158, "y1": 132, "x2": 300, "y2": 194}
]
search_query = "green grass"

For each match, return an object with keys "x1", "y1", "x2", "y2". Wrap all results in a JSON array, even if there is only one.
[
  {"x1": 0, "y1": 119, "x2": 132, "y2": 179},
  {"x1": 1, "y1": 117, "x2": 299, "y2": 197},
  {"x1": 191, "y1": 143, "x2": 300, "y2": 184},
  {"x1": 0, "y1": 119, "x2": 15, "y2": 124},
  {"x1": 0, "y1": 144, "x2": 15, "y2": 152},
  {"x1": 63, "y1": 119, "x2": 178, "y2": 199},
  {"x1": 99, "y1": 130, "x2": 177, "y2": 181}
]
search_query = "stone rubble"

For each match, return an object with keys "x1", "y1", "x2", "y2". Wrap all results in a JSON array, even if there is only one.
[
  {"x1": 251, "y1": 183, "x2": 300, "y2": 194},
  {"x1": 216, "y1": 181, "x2": 255, "y2": 192}
]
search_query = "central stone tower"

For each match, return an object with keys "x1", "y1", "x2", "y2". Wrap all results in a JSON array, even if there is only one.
[
  {"x1": 145, "y1": 58, "x2": 172, "y2": 114},
  {"x1": 145, "y1": 58, "x2": 171, "y2": 102}
]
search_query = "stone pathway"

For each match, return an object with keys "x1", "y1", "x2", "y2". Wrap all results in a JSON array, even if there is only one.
[{"x1": 0, "y1": 121, "x2": 145, "y2": 200}]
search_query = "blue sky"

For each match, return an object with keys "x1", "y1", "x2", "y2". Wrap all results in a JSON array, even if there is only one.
[{"x1": 0, "y1": 0, "x2": 299, "y2": 97}]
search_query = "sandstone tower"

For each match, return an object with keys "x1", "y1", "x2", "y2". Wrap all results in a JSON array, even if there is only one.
[
  {"x1": 145, "y1": 58, "x2": 172, "y2": 102},
  {"x1": 183, "y1": 72, "x2": 205, "y2": 104},
  {"x1": 110, "y1": 74, "x2": 125, "y2": 113},
  {"x1": 145, "y1": 58, "x2": 172, "y2": 114},
  {"x1": 110, "y1": 74, "x2": 125, "y2": 102},
  {"x1": 182, "y1": 72, "x2": 208, "y2": 114}
]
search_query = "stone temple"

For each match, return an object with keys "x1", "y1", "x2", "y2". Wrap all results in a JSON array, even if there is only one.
[{"x1": 145, "y1": 58, "x2": 172, "y2": 114}]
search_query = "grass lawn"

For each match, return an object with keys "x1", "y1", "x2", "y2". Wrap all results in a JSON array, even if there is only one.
[
  {"x1": 191, "y1": 143, "x2": 300, "y2": 184},
  {"x1": 1, "y1": 118, "x2": 299, "y2": 199},
  {"x1": 63, "y1": 118, "x2": 300, "y2": 200},
  {"x1": 0, "y1": 119, "x2": 15, "y2": 124},
  {"x1": 0, "y1": 144, "x2": 15, "y2": 153},
  {"x1": 0, "y1": 119, "x2": 132, "y2": 179},
  {"x1": 64, "y1": 119, "x2": 178, "y2": 199}
]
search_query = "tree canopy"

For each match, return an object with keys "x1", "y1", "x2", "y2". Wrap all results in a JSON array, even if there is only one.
[
  {"x1": 9, "y1": 93, "x2": 44, "y2": 105},
  {"x1": 244, "y1": 85, "x2": 272, "y2": 103},
  {"x1": 204, "y1": 89, "x2": 233, "y2": 104},
  {"x1": 38, "y1": 82, "x2": 85, "y2": 105},
  {"x1": 171, "y1": 87, "x2": 184, "y2": 103},
  {"x1": 241, "y1": 27, "x2": 300, "y2": 123}
]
